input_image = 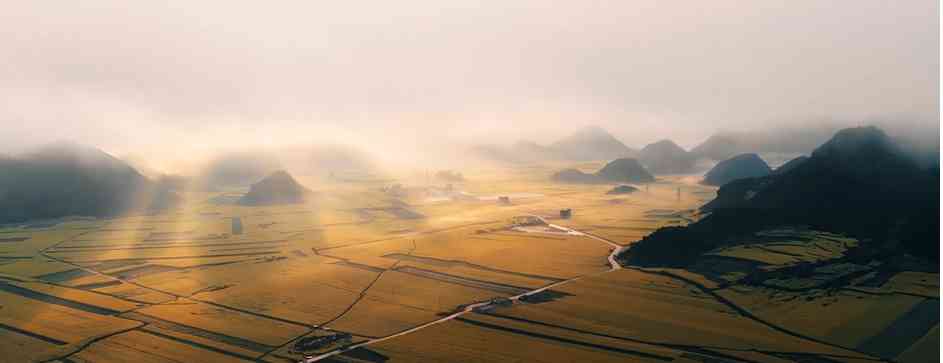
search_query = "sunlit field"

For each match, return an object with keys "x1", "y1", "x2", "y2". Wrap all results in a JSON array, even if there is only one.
[
  {"x1": 0, "y1": 164, "x2": 934, "y2": 363},
  {"x1": 0, "y1": 0, "x2": 937, "y2": 361}
]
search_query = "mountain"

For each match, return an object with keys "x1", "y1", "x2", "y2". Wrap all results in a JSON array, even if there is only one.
[
  {"x1": 689, "y1": 134, "x2": 745, "y2": 161},
  {"x1": 637, "y1": 139, "x2": 696, "y2": 174},
  {"x1": 700, "y1": 153, "x2": 771, "y2": 186},
  {"x1": 692, "y1": 123, "x2": 941, "y2": 165},
  {"x1": 550, "y1": 126, "x2": 637, "y2": 161},
  {"x1": 709, "y1": 126, "x2": 930, "y2": 215},
  {"x1": 470, "y1": 144, "x2": 519, "y2": 164},
  {"x1": 771, "y1": 155, "x2": 808, "y2": 175},
  {"x1": 471, "y1": 141, "x2": 554, "y2": 164},
  {"x1": 690, "y1": 127, "x2": 839, "y2": 161},
  {"x1": 0, "y1": 142, "x2": 173, "y2": 223},
  {"x1": 550, "y1": 168, "x2": 604, "y2": 184},
  {"x1": 548, "y1": 126, "x2": 636, "y2": 161},
  {"x1": 510, "y1": 140, "x2": 557, "y2": 162},
  {"x1": 199, "y1": 152, "x2": 282, "y2": 188},
  {"x1": 623, "y1": 126, "x2": 939, "y2": 267},
  {"x1": 596, "y1": 158, "x2": 655, "y2": 183},
  {"x1": 238, "y1": 170, "x2": 309, "y2": 206},
  {"x1": 551, "y1": 158, "x2": 654, "y2": 184},
  {"x1": 473, "y1": 126, "x2": 637, "y2": 163},
  {"x1": 279, "y1": 145, "x2": 377, "y2": 177}
]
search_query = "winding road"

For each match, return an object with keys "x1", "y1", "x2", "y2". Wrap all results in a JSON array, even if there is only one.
[
  {"x1": 300, "y1": 222, "x2": 625, "y2": 362},
  {"x1": 300, "y1": 220, "x2": 880, "y2": 363},
  {"x1": 549, "y1": 223, "x2": 625, "y2": 271}
]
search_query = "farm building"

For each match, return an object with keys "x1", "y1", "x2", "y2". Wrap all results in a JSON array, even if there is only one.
[
  {"x1": 293, "y1": 333, "x2": 352, "y2": 352},
  {"x1": 511, "y1": 215, "x2": 546, "y2": 226}
]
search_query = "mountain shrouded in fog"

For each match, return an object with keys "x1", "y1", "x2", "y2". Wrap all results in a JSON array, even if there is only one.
[
  {"x1": 0, "y1": 3, "x2": 936, "y2": 362},
  {"x1": 595, "y1": 158, "x2": 655, "y2": 183},
  {"x1": 0, "y1": 1, "x2": 936, "y2": 163},
  {"x1": 772, "y1": 155, "x2": 809, "y2": 175},
  {"x1": 690, "y1": 129, "x2": 835, "y2": 161},
  {"x1": 0, "y1": 142, "x2": 174, "y2": 223},
  {"x1": 197, "y1": 152, "x2": 283, "y2": 189},
  {"x1": 624, "y1": 126, "x2": 939, "y2": 267},
  {"x1": 238, "y1": 170, "x2": 309, "y2": 206},
  {"x1": 637, "y1": 139, "x2": 696, "y2": 174},
  {"x1": 475, "y1": 126, "x2": 636, "y2": 163},
  {"x1": 701, "y1": 153, "x2": 772, "y2": 186},
  {"x1": 548, "y1": 126, "x2": 638, "y2": 161},
  {"x1": 691, "y1": 123, "x2": 940, "y2": 169},
  {"x1": 551, "y1": 157, "x2": 654, "y2": 184}
]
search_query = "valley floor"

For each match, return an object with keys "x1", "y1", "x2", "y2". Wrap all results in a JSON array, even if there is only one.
[{"x1": 0, "y1": 164, "x2": 936, "y2": 363}]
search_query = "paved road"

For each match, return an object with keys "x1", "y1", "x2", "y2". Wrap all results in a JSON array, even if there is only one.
[
  {"x1": 547, "y1": 223, "x2": 624, "y2": 271},
  {"x1": 302, "y1": 222, "x2": 624, "y2": 362}
]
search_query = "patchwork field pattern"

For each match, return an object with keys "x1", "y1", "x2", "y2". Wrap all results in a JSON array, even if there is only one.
[{"x1": 0, "y1": 166, "x2": 934, "y2": 362}]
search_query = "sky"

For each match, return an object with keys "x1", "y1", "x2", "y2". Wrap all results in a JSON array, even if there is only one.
[{"x1": 0, "y1": 1, "x2": 938, "y2": 168}]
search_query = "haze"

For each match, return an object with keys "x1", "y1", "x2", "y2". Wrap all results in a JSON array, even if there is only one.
[{"x1": 1, "y1": 1, "x2": 938, "y2": 171}]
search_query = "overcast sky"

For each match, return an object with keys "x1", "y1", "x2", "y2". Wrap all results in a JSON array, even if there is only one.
[{"x1": 0, "y1": 1, "x2": 938, "y2": 166}]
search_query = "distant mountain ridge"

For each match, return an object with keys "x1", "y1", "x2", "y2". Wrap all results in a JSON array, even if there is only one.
[
  {"x1": 474, "y1": 126, "x2": 636, "y2": 163},
  {"x1": 623, "y1": 126, "x2": 939, "y2": 267},
  {"x1": 637, "y1": 139, "x2": 696, "y2": 174},
  {"x1": 548, "y1": 126, "x2": 637, "y2": 161},
  {"x1": 279, "y1": 144, "x2": 377, "y2": 177},
  {"x1": 689, "y1": 124, "x2": 939, "y2": 167},
  {"x1": 198, "y1": 151, "x2": 283, "y2": 189},
  {"x1": 690, "y1": 127, "x2": 837, "y2": 161}
]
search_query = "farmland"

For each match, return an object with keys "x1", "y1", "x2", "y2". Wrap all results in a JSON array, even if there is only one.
[{"x1": 0, "y1": 164, "x2": 935, "y2": 362}]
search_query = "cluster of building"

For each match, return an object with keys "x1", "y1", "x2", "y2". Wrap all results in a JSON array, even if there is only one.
[{"x1": 292, "y1": 332, "x2": 352, "y2": 353}]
